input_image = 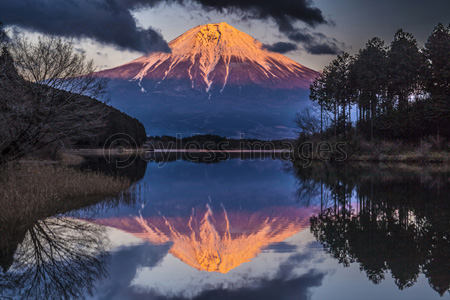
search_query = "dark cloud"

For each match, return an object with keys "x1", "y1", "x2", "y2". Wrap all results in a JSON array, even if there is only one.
[
  {"x1": 265, "y1": 31, "x2": 341, "y2": 55},
  {"x1": 183, "y1": 0, "x2": 327, "y2": 27},
  {"x1": 191, "y1": 270, "x2": 325, "y2": 300},
  {"x1": 96, "y1": 268, "x2": 326, "y2": 300},
  {"x1": 186, "y1": 247, "x2": 326, "y2": 300},
  {"x1": 117, "y1": 0, "x2": 327, "y2": 28},
  {"x1": 0, "y1": 0, "x2": 170, "y2": 53},
  {"x1": 275, "y1": 250, "x2": 321, "y2": 279},
  {"x1": 263, "y1": 42, "x2": 298, "y2": 54},
  {"x1": 88, "y1": 240, "x2": 327, "y2": 300},
  {"x1": 305, "y1": 42, "x2": 340, "y2": 55},
  {"x1": 0, "y1": 0, "x2": 340, "y2": 55},
  {"x1": 147, "y1": 0, "x2": 340, "y2": 54},
  {"x1": 90, "y1": 242, "x2": 171, "y2": 300},
  {"x1": 278, "y1": 23, "x2": 341, "y2": 55},
  {"x1": 263, "y1": 241, "x2": 299, "y2": 252}
]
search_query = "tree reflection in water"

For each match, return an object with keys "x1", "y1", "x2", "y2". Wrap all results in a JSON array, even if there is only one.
[
  {"x1": 292, "y1": 163, "x2": 450, "y2": 296},
  {"x1": 0, "y1": 217, "x2": 109, "y2": 300},
  {"x1": 0, "y1": 157, "x2": 145, "y2": 300}
]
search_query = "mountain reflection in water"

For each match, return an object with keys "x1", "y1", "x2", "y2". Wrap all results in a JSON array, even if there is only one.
[
  {"x1": 93, "y1": 204, "x2": 316, "y2": 273},
  {"x1": 0, "y1": 157, "x2": 448, "y2": 300}
]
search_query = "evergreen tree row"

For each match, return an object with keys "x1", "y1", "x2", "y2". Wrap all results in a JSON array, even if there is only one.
[{"x1": 309, "y1": 23, "x2": 450, "y2": 142}]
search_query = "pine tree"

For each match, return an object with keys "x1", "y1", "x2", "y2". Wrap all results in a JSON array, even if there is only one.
[
  {"x1": 352, "y1": 37, "x2": 388, "y2": 140},
  {"x1": 310, "y1": 53, "x2": 355, "y2": 138},
  {"x1": 387, "y1": 29, "x2": 423, "y2": 111},
  {"x1": 424, "y1": 23, "x2": 450, "y2": 138}
]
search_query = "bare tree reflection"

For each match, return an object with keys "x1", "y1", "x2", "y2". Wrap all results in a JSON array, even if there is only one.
[{"x1": 0, "y1": 217, "x2": 109, "y2": 300}]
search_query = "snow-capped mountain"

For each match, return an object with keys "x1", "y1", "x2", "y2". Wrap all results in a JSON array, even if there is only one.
[
  {"x1": 92, "y1": 205, "x2": 314, "y2": 273},
  {"x1": 93, "y1": 23, "x2": 318, "y2": 139},
  {"x1": 95, "y1": 22, "x2": 318, "y2": 98}
]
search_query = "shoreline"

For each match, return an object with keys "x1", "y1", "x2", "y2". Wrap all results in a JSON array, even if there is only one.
[
  {"x1": 18, "y1": 149, "x2": 450, "y2": 165},
  {"x1": 67, "y1": 148, "x2": 291, "y2": 155}
]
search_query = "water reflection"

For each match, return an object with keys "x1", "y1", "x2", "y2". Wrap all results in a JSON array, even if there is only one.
[
  {"x1": 0, "y1": 164, "x2": 142, "y2": 300},
  {"x1": 0, "y1": 218, "x2": 108, "y2": 300},
  {"x1": 79, "y1": 155, "x2": 148, "y2": 182},
  {"x1": 93, "y1": 204, "x2": 315, "y2": 273},
  {"x1": 88, "y1": 160, "x2": 449, "y2": 299},
  {"x1": 0, "y1": 158, "x2": 449, "y2": 299},
  {"x1": 293, "y1": 163, "x2": 450, "y2": 296}
]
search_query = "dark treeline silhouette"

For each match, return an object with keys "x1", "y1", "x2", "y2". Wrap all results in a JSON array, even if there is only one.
[
  {"x1": 289, "y1": 162, "x2": 450, "y2": 296},
  {"x1": 74, "y1": 104, "x2": 147, "y2": 148},
  {"x1": 94, "y1": 150, "x2": 287, "y2": 168},
  {"x1": 306, "y1": 23, "x2": 450, "y2": 144},
  {"x1": 147, "y1": 134, "x2": 295, "y2": 150},
  {"x1": 0, "y1": 22, "x2": 146, "y2": 163}
]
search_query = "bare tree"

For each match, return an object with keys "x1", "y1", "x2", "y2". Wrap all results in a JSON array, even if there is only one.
[
  {"x1": 294, "y1": 104, "x2": 331, "y2": 135},
  {"x1": 0, "y1": 31, "x2": 108, "y2": 163}
]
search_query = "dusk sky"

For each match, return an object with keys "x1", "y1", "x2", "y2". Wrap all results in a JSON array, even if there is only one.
[{"x1": 1, "y1": 0, "x2": 449, "y2": 71}]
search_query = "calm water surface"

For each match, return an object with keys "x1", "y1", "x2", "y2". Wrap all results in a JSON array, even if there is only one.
[{"x1": 1, "y1": 156, "x2": 449, "y2": 299}]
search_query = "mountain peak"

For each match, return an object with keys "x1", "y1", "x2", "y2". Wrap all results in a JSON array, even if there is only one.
[
  {"x1": 196, "y1": 22, "x2": 234, "y2": 31},
  {"x1": 193, "y1": 22, "x2": 238, "y2": 45},
  {"x1": 199, "y1": 22, "x2": 232, "y2": 29},
  {"x1": 94, "y1": 22, "x2": 318, "y2": 94},
  {"x1": 169, "y1": 21, "x2": 260, "y2": 55}
]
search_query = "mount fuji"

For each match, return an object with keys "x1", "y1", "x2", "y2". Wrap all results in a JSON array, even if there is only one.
[{"x1": 94, "y1": 22, "x2": 319, "y2": 139}]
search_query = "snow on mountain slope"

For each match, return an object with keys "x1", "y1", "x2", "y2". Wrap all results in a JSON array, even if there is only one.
[
  {"x1": 92, "y1": 205, "x2": 315, "y2": 273},
  {"x1": 94, "y1": 22, "x2": 318, "y2": 95}
]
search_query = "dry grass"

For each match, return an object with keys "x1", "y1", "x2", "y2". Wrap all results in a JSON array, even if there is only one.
[
  {"x1": 0, "y1": 163, "x2": 132, "y2": 224},
  {"x1": 350, "y1": 140, "x2": 450, "y2": 163},
  {"x1": 56, "y1": 150, "x2": 85, "y2": 165},
  {"x1": 352, "y1": 151, "x2": 450, "y2": 163}
]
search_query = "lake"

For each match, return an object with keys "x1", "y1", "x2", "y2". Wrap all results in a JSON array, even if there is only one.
[{"x1": 1, "y1": 155, "x2": 449, "y2": 299}]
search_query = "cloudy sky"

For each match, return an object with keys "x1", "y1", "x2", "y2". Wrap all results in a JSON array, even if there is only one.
[{"x1": 1, "y1": 0, "x2": 449, "y2": 71}]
